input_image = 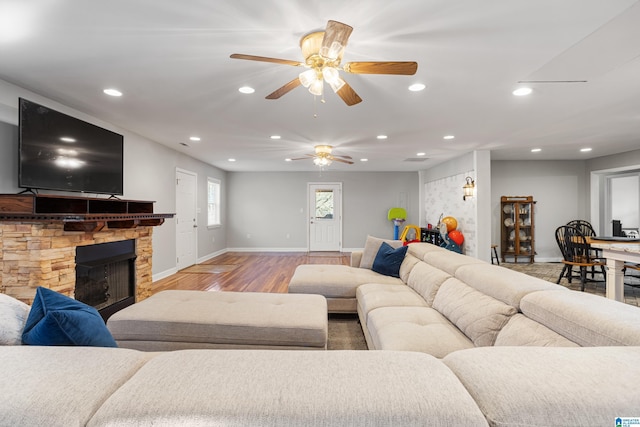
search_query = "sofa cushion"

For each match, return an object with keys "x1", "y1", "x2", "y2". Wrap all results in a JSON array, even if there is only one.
[
  {"x1": 424, "y1": 250, "x2": 486, "y2": 276},
  {"x1": 520, "y1": 290, "x2": 640, "y2": 346},
  {"x1": 289, "y1": 264, "x2": 403, "y2": 298},
  {"x1": 0, "y1": 346, "x2": 154, "y2": 426},
  {"x1": 21, "y1": 287, "x2": 117, "y2": 347},
  {"x1": 455, "y1": 263, "x2": 567, "y2": 310},
  {"x1": 494, "y1": 313, "x2": 579, "y2": 347},
  {"x1": 356, "y1": 283, "x2": 428, "y2": 323},
  {"x1": 406, "y1": 242, "x2": 448, "y2": 261},
  {"x1": 89, "y1": 350, "x2": 489, "y2": 426},
  {"x1": 367, "y1": 306, "x2": 474, "y2": 357},
  {"x1": 433, "y1": 278, "x2": 517, "y2": 347},
  {"x1": 406, "y1": 261, "x2": 452, "y2": 306},
  {"x1": 444, "y1": 346, "x2": 640, "y2": 427},
  {"x1": 372, "y1": 242, "x2": 408, "y2": 278},
  {"x1": 108, "y1": 290, "x2": 328, "y2": 350},
  {"x1": 360, "y1": 235, "x2": 403, "y2": 269},
  {"x1": 398, "y1": 253, "x2": 421, "y2": 283},
  {"x1": 0, "y1": 293, "x2": 30, "y2": 345}
]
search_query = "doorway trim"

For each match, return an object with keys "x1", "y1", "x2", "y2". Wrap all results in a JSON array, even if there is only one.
[
  {"x1": 175, "y1": 168, "x2": 198, "y2": 270},
  {"x1": 307, "y1": 182, "x2": 343, "y2": 252}
]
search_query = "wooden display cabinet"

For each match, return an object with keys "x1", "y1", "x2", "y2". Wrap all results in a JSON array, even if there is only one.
[{"x1": 500, "y1": 196, "x2": 536, "y2": 263}]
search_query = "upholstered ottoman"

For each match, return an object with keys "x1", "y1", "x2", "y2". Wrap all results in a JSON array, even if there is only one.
[{"x1": 107, "y1": 290, "x2": 328, "y2": 351}]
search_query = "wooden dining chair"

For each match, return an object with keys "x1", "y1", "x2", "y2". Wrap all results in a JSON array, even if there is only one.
[
  {"x1": 555, "y1": 225, "x2": 574, "y2": 284},
  {"x1": 566, "y1": 219, "x2": 600, "y2": 278},
  {"x1": 562, "y1": 225, "x2": 606, "y2": 291}
]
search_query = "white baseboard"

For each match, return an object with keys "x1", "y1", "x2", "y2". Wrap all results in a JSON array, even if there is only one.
[
  {"x1": 226, "y1": 247, "x2": 308, "y2": 252},
  {"x1": 152, "y1": 267, "x2": 178, "y2": 282},
  {"x1": 197, "y1": 248, "x2": 228, "y2": 264}
]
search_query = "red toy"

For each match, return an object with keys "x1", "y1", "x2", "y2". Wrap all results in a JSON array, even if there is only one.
[{"x1": 448, "y1": 229, "x2": 464, "y2": 245}]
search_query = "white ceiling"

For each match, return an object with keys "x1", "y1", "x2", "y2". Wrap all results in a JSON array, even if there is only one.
[{"x1": 0, "y1": 0, "x2": 639, "y2": 172}]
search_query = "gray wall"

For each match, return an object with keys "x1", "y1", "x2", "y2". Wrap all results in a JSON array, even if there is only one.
[
  {"x1": 227, "y1": 171, "x2": 419, "y2": 250},
  {"x1": 0, "y1": 81, "x2": 228, "y2": 279}
]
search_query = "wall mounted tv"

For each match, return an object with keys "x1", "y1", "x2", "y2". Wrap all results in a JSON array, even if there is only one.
[{"x1": 19, "y1": 98, "x2": 124, "y2": 196}]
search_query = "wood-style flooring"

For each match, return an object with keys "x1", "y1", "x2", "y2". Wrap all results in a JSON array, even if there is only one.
[{"x1": 151, "y1": 251, "x2": 350, "y2": 296}]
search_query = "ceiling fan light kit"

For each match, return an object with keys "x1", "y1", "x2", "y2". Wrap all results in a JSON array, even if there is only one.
[{"x1": 230, "y1": 20, "x2": 418, "y2": 106}]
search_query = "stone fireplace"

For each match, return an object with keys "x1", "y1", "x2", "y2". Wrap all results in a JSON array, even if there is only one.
[
  {"x1": 0, "y1": 222, "x2": 154, "y2": 308},
  {"x1": 0, "y1": 194, "x2": 172, "y2": 312}
]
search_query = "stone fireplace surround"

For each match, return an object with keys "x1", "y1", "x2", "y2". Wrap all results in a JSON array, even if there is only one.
[{"x1": 0, "y1": 222, "x2": 154, "y2": 306}]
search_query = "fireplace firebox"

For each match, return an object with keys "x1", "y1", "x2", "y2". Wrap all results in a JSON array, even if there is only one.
[{"x1": 75, "y1": 239, "x2": 136, "y2": 320}]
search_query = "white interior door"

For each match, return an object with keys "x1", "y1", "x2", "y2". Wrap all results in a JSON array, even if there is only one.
[
  {"x1": 176, "y1": 169, "x2": 197, "y2": 270},
  {"x1": 308, "y1": 183, "x2": 342, "y2": 251}
]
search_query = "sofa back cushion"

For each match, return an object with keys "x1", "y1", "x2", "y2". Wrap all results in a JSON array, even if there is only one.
[
  {"x1": 433, "y1": 278, "x2": 517, "y2": 347},
  {"x1": 406, "y1": 242, "x2": 447, "y2": 261},
  {"x1": 359, "y1": 235, "x2": 403, "y2": 269},
  {"x1": 520, "y1": 290, "x2": 640, "y2": 346},
  {"x1": 424, "y1": 251, "x2": 486, "y2": 276},
  {"x1": 398, "y1": 253, "x2": 421, "y2": 283},
  {"x1": 494, "y1": 314, "x2": 579, "y2": 347},
  {"x1": 406, "y1": 261, "x2": 452, "y2": 306},
  {"x1": 455, "y1": 263, "x2": 567, "y2": 310}
]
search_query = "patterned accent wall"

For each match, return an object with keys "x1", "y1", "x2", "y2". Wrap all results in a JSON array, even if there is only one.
[{"x1": 424, "y1": 171, "x2": 477, "y2": 257}]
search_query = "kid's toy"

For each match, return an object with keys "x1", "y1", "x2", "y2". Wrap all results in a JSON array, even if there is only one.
[{"x1": 387, "y1": 207, "x2": 407, "y2": 239}]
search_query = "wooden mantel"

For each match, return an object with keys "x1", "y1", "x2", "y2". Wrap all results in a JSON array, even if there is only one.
[{"x1": 0, "y1": 194, "x2": 174, "y2": 232}]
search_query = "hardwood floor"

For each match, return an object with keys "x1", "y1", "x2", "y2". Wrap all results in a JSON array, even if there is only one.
[{"x1": 151, "y1": 251, "x2": 351, "y2": 295}]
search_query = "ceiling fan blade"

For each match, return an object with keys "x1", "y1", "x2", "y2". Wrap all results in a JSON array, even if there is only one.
[
  {"x1": 332, "y1": 154, "x2": 353, "y2": 160},
  {"x1": 289, "y1": 156, "x2": 312, "y2": 161},
  {"x1": 266, "y1": 78, "x2": 302, "y2": 100},
  {"x1": 230, "y1": 54, "x2": 303, "y2": 67},
  {"x1": 336, "y1": 81, "x2": 362, "y2": 106},
  {"x1": 321, "y1": 20, "x2": 353, "y2": 59},
  {"x1": 331, "y1": 157, "x2": 354, "y2": 165},
  {"x1": 343, "y1": 61, "x2": 418, "y2": 75}
]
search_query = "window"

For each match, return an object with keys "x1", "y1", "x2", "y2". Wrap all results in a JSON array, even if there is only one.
[{"x1": 207, "y1": 177, "x2": 221, "y2": 227}]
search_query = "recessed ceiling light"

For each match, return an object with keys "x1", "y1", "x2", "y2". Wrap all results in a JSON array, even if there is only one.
[
  {"x1": 513, "y1": 87, "x2": 532, "y2": 96},
  {"x1": 443, "y1": 135, "x2": 455, "y2": 140},
  {"x1": 408, "y1": 83, "x2": 426, "y2": 92},
  {"x1": 531, "y1": 148, "x2": 542, "y2": 153},
  {"x1": 59, "y1": 137, "x2": 76, "y2": 143},
  {"x1": 270, "y1": 135, "x2": 281, "y2": 140},
  {"x1": 228, "y1": 158, "x2": 236, "y2": 162},
  {"x1": 417, "y1": 152, "x2": 426, "y2": 156},
  {"x1": 103, "y1": 88, "x2": 122, "y2": 97},
  {"x1": 284, "y1": 158, "x2": 292, "y2": 162},
  {"x1": 238, "y1": 86, "x2": 255, "y2": 94},
  {"x1": 360, "y1": 158, "x2": 368, "y2": 162},
  {"x1": 580, "y1": 148, "x2": 592, "y2": 152},
  {"x1": 376, "y1": 135, "x2": 388, "y2": 140},
  {"x1": 189, "y1": 136, "x2": 201, "y2": 142}
]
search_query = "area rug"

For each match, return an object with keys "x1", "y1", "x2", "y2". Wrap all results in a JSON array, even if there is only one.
[
  {"x1": 327, "y1": 314, "x2": 367, "y2": 350},
  {"x1": 180, "y1": 264, "x2": 238, "y2": 274}
]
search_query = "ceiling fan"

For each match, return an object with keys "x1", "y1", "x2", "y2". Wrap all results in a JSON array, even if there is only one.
[
  {"x1": 290, "y1": 145, "x2": 354, "y2": 167},
  {"x1": 230, "y1": 20, "x2": 418, "y2": 106}
]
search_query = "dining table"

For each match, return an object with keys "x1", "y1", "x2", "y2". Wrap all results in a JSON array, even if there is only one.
[{"x1": 588, "y1": 237, "x2": 640, "y2": 302}]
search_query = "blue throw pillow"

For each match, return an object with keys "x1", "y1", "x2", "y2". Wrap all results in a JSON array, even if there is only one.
[
  {"x1": 372, "y1": 242, "x2": 408, "y2": 278},
  {"x1": 22, "y1": 287, "x2": 117, "y2": 347}
]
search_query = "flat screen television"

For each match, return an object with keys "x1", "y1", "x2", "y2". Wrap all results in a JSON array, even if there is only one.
[{"x1": 19, "y1": 98, "x2": 124, "y2": 196}]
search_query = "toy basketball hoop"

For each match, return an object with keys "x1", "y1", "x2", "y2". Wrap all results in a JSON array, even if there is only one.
[
  {"x1": 387, "y1": 207, "x2": 407, "y2": 240},
  {"x1": 392, "y1": 218, "x2": 405, "y2": 227}
]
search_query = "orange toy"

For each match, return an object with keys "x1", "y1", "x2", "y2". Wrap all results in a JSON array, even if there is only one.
[{"x1": 441, "y1": 216, "x2": 458, "y2": 232}]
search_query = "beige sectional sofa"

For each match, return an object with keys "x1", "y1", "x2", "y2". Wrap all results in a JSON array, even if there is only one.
[{"x1": 3, "y1": 238, "x2": 640, "y2": 426}]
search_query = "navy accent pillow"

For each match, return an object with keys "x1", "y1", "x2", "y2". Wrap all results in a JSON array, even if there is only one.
[
  {"x1": 22, "y1": 287, "x2": 117, "y2": 347},
  {"x1": 372, "y1": 242, "x2": 408, "y2": 278}
]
